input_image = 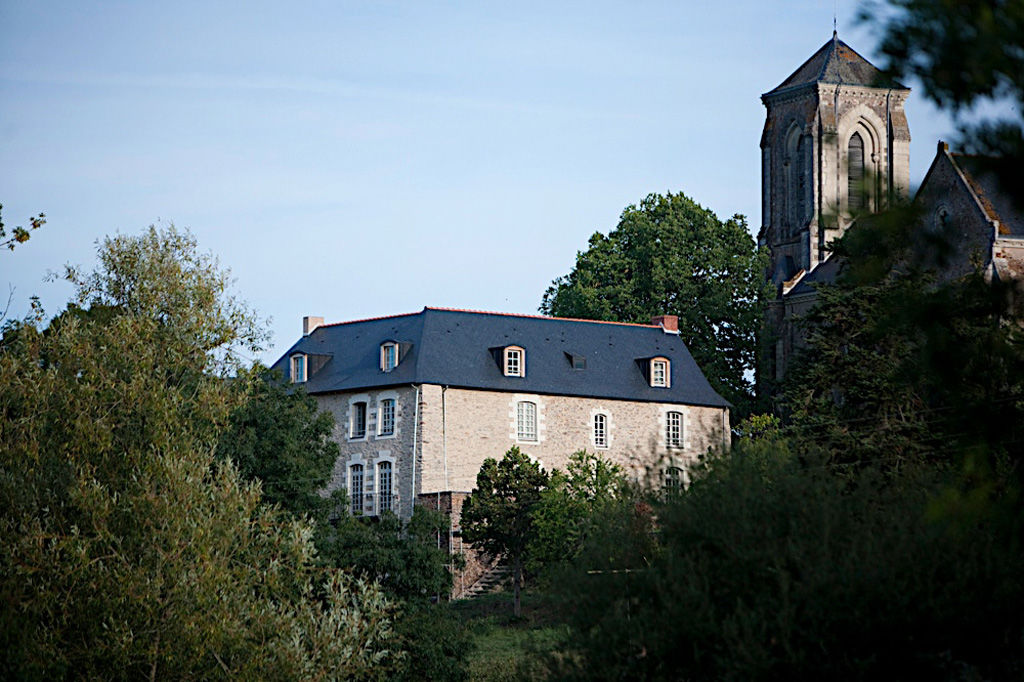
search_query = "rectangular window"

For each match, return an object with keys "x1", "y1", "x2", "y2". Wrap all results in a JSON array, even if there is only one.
[
  {"x1": 379, "y1": 398, "x2": 395, "y2": 436},
  {"x1": 350, "y1": 464, "x2": 364, "y2": 515},
  {"x1": 665, "y1": 466, "x2": 683, "y2": 493},
  {"x1": 351, "y1": 402, "x2": 367, "y2": 439},
  {"x1": 381, "y1": 343, "x2": 397, "y2": 372},
  {"x1": 378, "y1": 461, "x2": 393, "y2": 514},
  {"x1": 517, "y1": 401, "x2": 537, "y2": 442},
  {"x1": 594, "y1": 413, "x2": 608, "y2": 448},
  {"x1": 291, "y1": 355, "x2": 306, "y2": 383},
  {"x1": 505, "y1": 348, "x2": 522, "y2": 377},
  {"x1": 651, "y1": 359, "x2": 669, "y2": 387},
  {"x1": 666, "y1": 411, "x2": 683, "y2": 448}
]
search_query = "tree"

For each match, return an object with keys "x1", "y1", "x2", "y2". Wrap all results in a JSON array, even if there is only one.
[
  {"x1": 217, "y1": 375, "x2": 340, "y2": 521},
  {"x1": 0, "y1": 226, "x2": 399, "y2": 679},
  {"x1": 528, "y1": 450, "x2": 627, "y2": 575},
  {"x1": 540, "y1": 191, "x2": 769, "y2": 415},
  {"x1": 461, "y1": 446, "x2": 549, "y2": 618},
  {"x1": 782, "y1": 211, "x2": 1024, "y2": 478},
  {"x1": 862, "y1": 0, "x2": 1024, "y2": 200},
  {"x1": 548, "y1": 444, "x2": 1024, "y2": 680}
]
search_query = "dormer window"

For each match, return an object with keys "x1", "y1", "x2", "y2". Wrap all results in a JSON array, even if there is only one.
[
  {"x1": 504, "y1": 346, "x2": 525, "y2": 377},
  {"x1": 650, "y1": 357, "x2": 670, "y2": 388},
  {"x1": 290, "y1": 354, "x2": 307, "y2": 383},
  {"x1": 380, "y1": 342, "x2": 398, "y2": 372}
]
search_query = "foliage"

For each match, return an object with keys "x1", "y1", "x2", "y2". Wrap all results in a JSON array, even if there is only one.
[
  {"x1": 0, "y1": 226, "x2": 399, "y2": 679},
  {"x1": 218, "y1": 374, "x2": 340, "y2": 521},
  {"x1": 540, "y1": 191, "x2": 769, "y2": 415},
  {"x1": 462, "y1": 447, "x2": 550, "y2": 617},
  {"x1": 527, "y1": 450, "x2": 627, "y2": 576},
  {"x1": 0, "y1": 202, "x2": 45, "y2": 251},
  {"x1": 862, "y1": 0, "x2": 1024, "y2": 200},
  {"x1": 782, "y1": 212, "x2": 1024, "y2": 481},
  {"x1": 548, "y1": 444, "x2": 1024, "y2": 681},
  {"x1": 318, "y1": 507, "x2": 457, "y2": 602}
]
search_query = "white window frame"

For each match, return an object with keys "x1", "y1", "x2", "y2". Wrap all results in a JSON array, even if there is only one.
[
  {"x1": 290, "y1": 354, "x2": 307, "y2": 383},
  {"x1": 504, "y1": 346, "x2": 525, "y2": 377},
  {"x1": 650, "y1": 357, "x2": 670, "y2": 388},
  {"x1": 380, "y1": 342, "x2": 398, "y2": 372},
  {"x1": 593, "y1": 413, "x2": 608, "y2": 449},
  {"x1": 516, "y1": 400, "x2": 537, "y2": 442},
  {"x1": 378, "y1": 398, "x2": 396, "y2": 437},
  {"x1": 377, "y1": 459, "x2": 394, "y2": 515},
  {"x1": 666, "y1": 410, "x2": 684, "y2": 448},
  {"x1": 349, "y1": 463, "x2": 364, "y2": 516}
]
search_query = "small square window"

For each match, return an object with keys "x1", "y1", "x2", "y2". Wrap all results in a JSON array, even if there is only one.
[
  {"x1": 504, "y1": 347, "x2": 524, "y2": 377},
  {"x1": 651, "y1": 358, "x2": 669, "y2": 388}
]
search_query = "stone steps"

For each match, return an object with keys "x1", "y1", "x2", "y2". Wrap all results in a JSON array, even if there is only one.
[{"x1": 460, "y1": 563, "x2": 510, "y2": 599}]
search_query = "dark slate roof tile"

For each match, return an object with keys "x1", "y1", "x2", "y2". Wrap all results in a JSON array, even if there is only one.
[
  {"x1": 271, "y1": 308, "x2": 730, "y2": 408},
  {"x1": 765, "y1": 34, "x2": 907, "y2": 97}
]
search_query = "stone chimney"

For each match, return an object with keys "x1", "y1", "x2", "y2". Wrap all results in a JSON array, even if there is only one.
[
  {"x1": 303, "y1": 316, "x2": 324, "y2": 336},
  {"x1": 651, "y1": 315, "x2": 679, "y2": 333}
]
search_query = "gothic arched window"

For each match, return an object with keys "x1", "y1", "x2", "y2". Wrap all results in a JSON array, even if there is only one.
[
  {"x1": 848, "y1": 132, "x2": 866, "y2": 212},
  {"x1": 785, "y1": 127, "x2": 804, "y2": 233}
]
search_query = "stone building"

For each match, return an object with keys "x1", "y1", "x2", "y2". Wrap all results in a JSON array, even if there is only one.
[
  {"x1": 271, "y1": 307, "x2": 730, "y2": 594},
  {"x1": 759, "y1": 34, "x2": 1023, "y2": 386}
]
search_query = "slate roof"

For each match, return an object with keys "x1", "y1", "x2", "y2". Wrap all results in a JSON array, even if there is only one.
[
  {"x1": 950, "y1": 154, "x2": 1024, "y2": 237},
  {"x1": 271, "y1": 307, "x2": 730, "y2": 408},
  {"x1": 764, "y1": 33, "x2": 908, "y2": 97},
  {"x1": 786, "y1": 253, "x2": 844, "y2": 297}
]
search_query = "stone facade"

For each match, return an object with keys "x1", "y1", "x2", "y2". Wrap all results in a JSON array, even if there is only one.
[{"x1": 316, "y1": 384, "x2": 730, "y2": 520}]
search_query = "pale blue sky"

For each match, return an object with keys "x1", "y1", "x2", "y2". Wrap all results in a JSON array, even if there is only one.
[{"x1": 1, "y1": 1, "x2": 962, "y2": 364}]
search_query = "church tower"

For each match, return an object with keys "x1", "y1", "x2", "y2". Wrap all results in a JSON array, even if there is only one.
[{"x1": 759, "y1": 33, "x2": 911, "y2": 288}]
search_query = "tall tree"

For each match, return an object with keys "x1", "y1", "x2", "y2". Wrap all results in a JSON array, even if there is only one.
[
  {"x1": 0, "y1": 226, "x2": 399, "y2": 679},
  {"x1": 540, "y1": 191, "x2": 769, "y2": 415},
  {"x1": 218, "y1": 376, "x2": 340, "y2": 521},
  {"x1": 461, "y1": 446, "x2": 549, "y2": 618}
]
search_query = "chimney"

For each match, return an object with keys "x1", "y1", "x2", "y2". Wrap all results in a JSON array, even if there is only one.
[
  {"x1": 651, "y1": 315, "x2": 679, "y2": 333},
  {"x1": 303, "y1": 316, "x2": 324, "y2": 336}
]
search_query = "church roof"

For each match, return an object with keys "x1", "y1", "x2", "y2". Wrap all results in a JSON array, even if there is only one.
[
  {"x1": 949, "y1": 154, "x2": 1024, "y2": 237},
  {"x1": 764, "y1": 33, "x2": 908, "y2": 97},
  {"x1": 271, "y1": 307, "x2": 730, "y2": 408}
]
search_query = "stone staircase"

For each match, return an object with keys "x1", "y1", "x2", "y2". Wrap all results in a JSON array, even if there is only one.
[{"x1": 460, "y1": 563, "x2": 510, "y2": 599}]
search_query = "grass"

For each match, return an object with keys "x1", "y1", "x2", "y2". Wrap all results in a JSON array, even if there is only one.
[{"x1": 452, "y1": 589, "x2": 570, "y2": 682}]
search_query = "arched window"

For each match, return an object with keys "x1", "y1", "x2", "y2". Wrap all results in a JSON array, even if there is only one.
[
  {"x1": 664, "y1": 466, "x2": 684, "y2": 493},
  {"x1": 350, "y1": 464, "x2": 364, "y2": 515},
  {"x1": 848, "y1": 132, "x2": 866, "y2": 212},
  {"x1": 516, "y1": 401, "x2": 537, "y2": 442},
  {"x1": 593, "y1": 413, "x2": 608, "y2": 449},
  {"x1": 666, "y1": 411, "x2": 684, "y2": 448},
  {"x1": 785, "y1": 127, "x2": 805, "y2": 232},
  {"x1": 378, "y1": 461, "x2": 393, "y2": 514}
]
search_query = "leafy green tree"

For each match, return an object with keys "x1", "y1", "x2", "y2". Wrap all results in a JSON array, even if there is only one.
[
  {"x1": 528, "y1": 450, "x2": 627, "y2": 575},
  {"x1": 461, "y1": 446, "x2": 550, "y2": 617},
  {"x1": 549, "y1": 444, "x2": 1024, "y2": 680},
  {"x1": 218, "y1": 375, "x2": 340, "y2": 521},
  {"x1": 540, "y1": 191, "x2": 769, "y2": 415},
  {"x1": 0, "y1": 226, "x2": 399, "y2": 679},
  {"x1": 782, "y1": 211, "x2": 1024, "y2": 480}
]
